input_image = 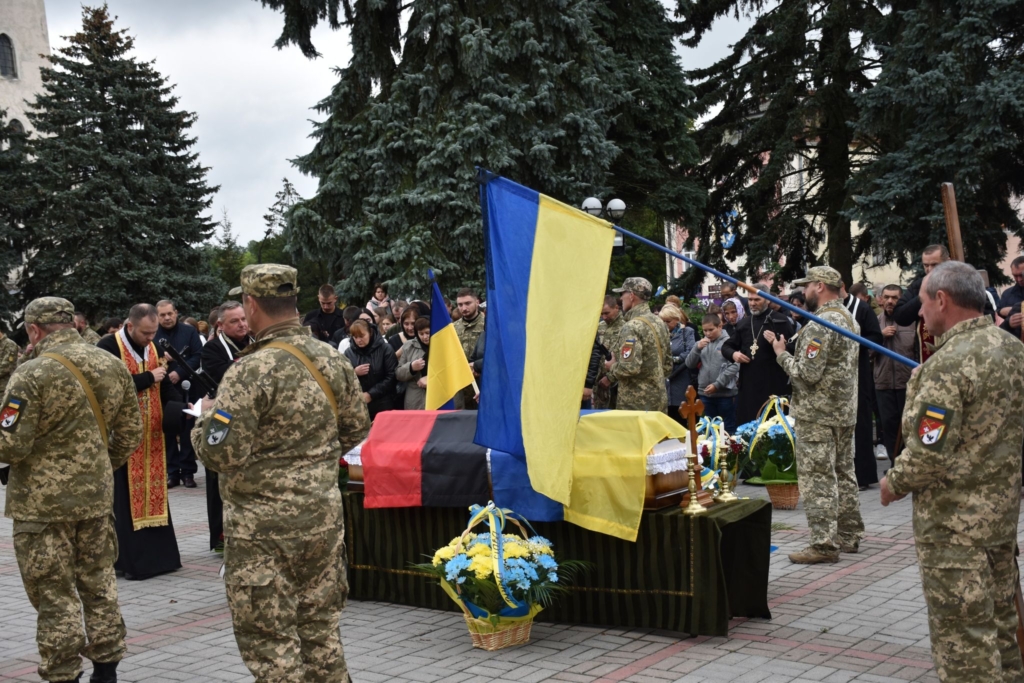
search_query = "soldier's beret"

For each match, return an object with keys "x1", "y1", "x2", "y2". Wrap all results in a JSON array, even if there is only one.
[
  {"x1": 24, "y1": 297, "x2": 75, "y2": 325},
  {"x1": 612, "y1": 277, "x2": 654, "y2": 298},
  {"x1": 235, "y1": 264, "x2": 300, "y2": 298}
]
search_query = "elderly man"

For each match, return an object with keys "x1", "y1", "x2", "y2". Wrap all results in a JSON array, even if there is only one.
[
  {"x1": 882, "y1": 261, "x2": 1024, "y2": 682},
  {"x1": 721, "y1": 284, "x2": 795, "y2": 425}
]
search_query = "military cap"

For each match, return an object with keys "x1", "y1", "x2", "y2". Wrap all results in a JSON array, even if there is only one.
[
  {"x1": 232, "y1": 264, "x2": 300, "y2": 298},
  {"x1": 791, "y1": 266, "x2": 843, "y2": 288},
  {"x1": 612, "y1": 277, "x2": 653, "y2": 298},
  {"x1": 24, "y1": 297, "x2": 75, "y2": 325}
]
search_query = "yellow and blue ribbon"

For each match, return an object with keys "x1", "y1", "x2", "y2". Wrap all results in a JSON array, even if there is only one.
[
  {"x1": 750, "y1": 396, "x2": 796, "y2": 471},
  {"x1": 461, "y1": 502, "x2": 534, "y2": 617}
]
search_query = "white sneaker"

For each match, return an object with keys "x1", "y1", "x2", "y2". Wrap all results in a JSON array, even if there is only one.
[{"x1": 874, "y1": 444, "x2": 889, "y2": 461}]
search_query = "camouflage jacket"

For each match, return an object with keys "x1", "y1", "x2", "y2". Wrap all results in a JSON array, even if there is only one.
[
  {"x1": 0, "y1": 334, "x2": 18, "y2": 395},
  {"x1": 887, "y1": 316, "x2": 1024, "y2": 547},
  {"x1": 604, "y1": 302, "x2": 672, "y2": 411},
  {"x1": 192, "y1": 319, "x2": 371, "y2": 540},
  {"x1": 454, "y1": 312, "x2": 485, "y2": 361},
  {"x1": 80, "y1": 327, "x2": 102, "y2": 345},
  {"x1": 0, "y1": 328, "x2": 142, "y2": 521},
  {"x1": 776, "y1": 298, "x2": 859, "y2": 427}
]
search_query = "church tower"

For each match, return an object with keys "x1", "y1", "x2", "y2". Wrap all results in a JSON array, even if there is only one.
[{"x1": 0, "y1": 0, "x2": 50, "y2": 136}]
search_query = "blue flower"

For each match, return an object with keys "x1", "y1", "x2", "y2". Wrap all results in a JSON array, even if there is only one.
[
  {"x1": 536, "y1": 554, "x2": 557, "y2": 570},
  {"x1": 445, "y1": 555, "x2": 471, "y2": 584},
  {"x1": 548, "y1": 572, "x2": 559, "y2": 583},
  {"x1": 468, "y1": 535, "x2": 489, "y2": 548}
]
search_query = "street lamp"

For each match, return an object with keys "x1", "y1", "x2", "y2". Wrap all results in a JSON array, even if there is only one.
[{"x1": 581, "y1": 197, "x2": 626, "y2": 255}]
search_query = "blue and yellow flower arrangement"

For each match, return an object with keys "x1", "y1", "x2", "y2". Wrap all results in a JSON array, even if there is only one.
[{"x1": 415, "y1": 502, "x2": 586, "y2": 650}]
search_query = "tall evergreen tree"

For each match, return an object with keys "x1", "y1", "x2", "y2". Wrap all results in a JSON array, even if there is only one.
[
  {"x1": 209, "y1": 209, "x2": 246, "y2": 291},
  {"x1": 849, "y1": 0, "x2": 1024, "y2": 280},
  {"x1": 279, "y1": 0, "x2": 626, "y2": 299},
  {"x1": 0, "y1": 112, "x2": 30, "y2": 330},
  {"x1": 19, "y1": 6, "x2": 222, "y2": 319},
  {"x1": 677, "y1": 0, "x2": 881, "y2": 288}
]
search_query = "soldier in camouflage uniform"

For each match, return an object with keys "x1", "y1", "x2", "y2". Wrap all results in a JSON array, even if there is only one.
[
  {"x1": 193, "y1": 265, "x2": 371, "y2": 683},
  {"x1": 74, "y1": 313, "x2": 102, "y2": 345},
  {"x1": 454, "y1": 288, "x2": 485, "y2": 406},
  {"x1": 604, "y1": 277, "x2": 672, "y2": 412},
  {"x1": 0, "y1": 297, "x2": 142, "y2": 683},
  {"x1": 768, "y1": 267, "x2": 863, "y2": 564},
  {"x1": 0, "y1": 329, "x2": 18, "y2": 394},
  {"x1": 594, "y1": 295, "x2": 624, "y2": 409},
  {"x1": 881, "y1": 261, "x2": 1024, "y2": 683}
]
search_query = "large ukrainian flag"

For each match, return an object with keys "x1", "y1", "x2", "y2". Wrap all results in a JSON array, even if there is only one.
[{"x1": 474, "y1": 173, "x2": 615, "y2": 506}]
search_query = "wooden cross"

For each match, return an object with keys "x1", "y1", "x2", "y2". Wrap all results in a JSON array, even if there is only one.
[{"x1": 679, "y1": 385, "x2": 704, "y2": 453}]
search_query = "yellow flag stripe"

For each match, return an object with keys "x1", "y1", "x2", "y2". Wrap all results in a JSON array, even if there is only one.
[{"x1": 425, "y1": 323, "x2": 475, "y2": 410}]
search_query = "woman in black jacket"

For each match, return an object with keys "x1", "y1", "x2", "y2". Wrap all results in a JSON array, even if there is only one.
[{"x1": 344, "y1": 320, "x2": 398, "y2": 420}]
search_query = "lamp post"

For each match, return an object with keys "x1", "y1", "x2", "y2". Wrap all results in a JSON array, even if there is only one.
[{"x1": 582, "y1": 197, "x2": 626, "y2": 255}]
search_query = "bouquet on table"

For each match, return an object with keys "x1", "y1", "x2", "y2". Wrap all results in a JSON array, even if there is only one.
[
  {"x1": 415, "y1": 502, "x2": 586, "y2": 650},
  {"x1": 733, "y1": 396, "x2": 799, "y2": 508}
]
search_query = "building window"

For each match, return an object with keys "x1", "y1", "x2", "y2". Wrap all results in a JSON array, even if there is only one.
[{"x1": 0, "y1": 34, "x2": 16, "y2": 78}]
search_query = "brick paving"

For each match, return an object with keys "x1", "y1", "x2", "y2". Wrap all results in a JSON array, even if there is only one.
[{"x1": 3, "y1": 461, "x2": 1019, "y2": 682}]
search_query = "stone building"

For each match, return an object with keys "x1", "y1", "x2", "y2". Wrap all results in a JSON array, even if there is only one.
[{"x1": 0, "y1": 0, "x2": 50, "y2": 136}]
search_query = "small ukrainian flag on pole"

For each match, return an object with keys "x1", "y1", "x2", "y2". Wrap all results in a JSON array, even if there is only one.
[{"x1": 425, "y1": 269, "x2": 477, "y2": 410}]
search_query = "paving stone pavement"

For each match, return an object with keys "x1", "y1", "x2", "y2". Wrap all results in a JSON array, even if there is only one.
[{"x1": 2, "y1": 461, "x2": 1022, "y2": 683}]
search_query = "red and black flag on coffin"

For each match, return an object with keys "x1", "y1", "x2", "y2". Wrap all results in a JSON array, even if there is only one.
[{"x1": 361, "y1": 411, "x2": 490, "y2": 508}]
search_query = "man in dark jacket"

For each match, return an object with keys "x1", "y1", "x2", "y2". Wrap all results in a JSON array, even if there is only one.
[
  {"x1": 303, "y1": 284, "x2": 347, "y2": 344},
  {"x1": 155, "y1": 300, "x2": 204, "y2": 488},
  {"x1": 843, "y1": 284, "x2": 884, "y2": 489},
  {"x1": 997, "y1": 256, "x2": 1024, "y2": 335},
  {"x1": 874, "y1": 285, "x2": 916, "y2": 465},
  {"x1": 198, "y1": 300, "x2": 253, "y2": 553}
]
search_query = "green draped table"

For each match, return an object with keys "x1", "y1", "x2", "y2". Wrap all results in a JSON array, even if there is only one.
[{"x1": 342, "y1": 492, "x2": 772, "y2": 636}]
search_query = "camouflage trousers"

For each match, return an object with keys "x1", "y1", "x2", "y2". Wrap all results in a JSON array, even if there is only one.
[
  {"x1": 917, "y1": 543, "x2": 1024, "y2": 683},
  {"x1": 592, "y1": 381, "x2": 615, "y2": 409},
  {"x1": 224, "y1": 525, "x2": 350, "y2": 683},
  {"x1": 793, "y1": 420, "x2": 864, "y2": 554},
  {"x1": 12, "y1": 515, "x2": 126, "y2": 682}
]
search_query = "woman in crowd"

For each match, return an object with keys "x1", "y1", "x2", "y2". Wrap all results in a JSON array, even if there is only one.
[
  {"x1": 395, "y1": 317, "x2": 431, "y2": 409},
  {"x1": 390, "y1": 307, "x2": 419, "y2": 358},
  {"x1": 660, "y1": 304, "x2": 695, "y2": 420},
  {"x1": 344, "y1": 320, "x2": 398, "y2": 420},
  {"x1": 366, "y1": 282, "x2": 393, "y2": 317},
  {"x1": 379, "y1": 313, "x2": 397, "y2": 337}
]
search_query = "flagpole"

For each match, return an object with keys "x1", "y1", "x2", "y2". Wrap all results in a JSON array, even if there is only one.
[{"x1": 611, "y1": 225, "x2": 919, "y2": 370}]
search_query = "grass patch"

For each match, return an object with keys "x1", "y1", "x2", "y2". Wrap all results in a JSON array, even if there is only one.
[{"x1": 771, "y1": 522, "x2": 795, "y2": 531}]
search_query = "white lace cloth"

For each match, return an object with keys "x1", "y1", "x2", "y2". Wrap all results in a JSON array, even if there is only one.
[{"x1": 343, "y1": 439, "x2": 696, "y2": 475}]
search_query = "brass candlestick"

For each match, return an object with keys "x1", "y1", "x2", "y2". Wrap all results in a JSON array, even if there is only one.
[
  {"x1": 680, "y1": 386, "x2": 708, "y2": 516},
  {"x1": 716, "y1": 450, "x2": 738, "y2": 503}
]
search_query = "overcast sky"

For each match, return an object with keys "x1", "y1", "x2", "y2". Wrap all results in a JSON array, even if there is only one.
[{"x1": 43, "y1": 0, "x2": 750, "y2": 244}]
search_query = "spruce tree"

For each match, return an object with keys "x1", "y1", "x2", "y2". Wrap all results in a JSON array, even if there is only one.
[
  {"x1": 676, "y1": 0, "x2": 882, "y2": 288},
  {"x1": 19, "y1": 6, "x2": 222, "y2": 320},
  {"x1": 0, "y1": 112, "x2": 30, "y2": 329},
  {"x1": 849, "y1": 0, "x2": 1024, "y2": 280}
]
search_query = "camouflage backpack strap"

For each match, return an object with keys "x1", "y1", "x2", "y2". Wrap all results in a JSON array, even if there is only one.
[
  {"x1": 264, "y1": 341, "x2": 339, "y2": 418},
  {"x1": 635, "y1": 316, "x2": 665, "y2": 368},
  {"x1": 41, "y1": 352, "x2": 109, "y2": 450}
]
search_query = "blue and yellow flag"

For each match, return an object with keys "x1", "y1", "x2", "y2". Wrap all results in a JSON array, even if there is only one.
[
  {"x1": 425, "y1": 270, "x2": 476, "y2": 410},
  {"x1": 474, "y1": 174, "x2": 615, "y2": 506}
]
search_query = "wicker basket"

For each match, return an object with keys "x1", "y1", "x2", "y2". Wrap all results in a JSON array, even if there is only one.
[
  {"x1": 765, "y1": 482, "x2": 800, "y2": 510},
  {"x1": 463, "y1": 614, "x2": 534, "y2": 650}
]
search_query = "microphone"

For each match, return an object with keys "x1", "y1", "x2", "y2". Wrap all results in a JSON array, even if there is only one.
[{"x1": 182, "y1": 380, "x2": 191, "y2": 392}]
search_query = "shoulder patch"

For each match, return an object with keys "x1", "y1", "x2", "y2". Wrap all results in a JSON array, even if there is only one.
[
  {"x1": 806, "y1": 338, "x2": 822, "y2": 359},
  {"x1": 917, "y1": 405, "x2": 951, "y2": 448},
  {"x1": 621, "y1": 339, "x2": 636, "y2": 360},
  {"x1": 206, "y1": 409, "x2": 233, "y2": 446},
  {"x1": 1, "y1": 397, "x2": 25, "y2": 431}
]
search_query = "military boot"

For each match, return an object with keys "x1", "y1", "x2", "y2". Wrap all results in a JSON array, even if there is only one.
[
  {"x1": 839, "y1": 541, "x2": 859, "y2": 554},
  {"x1": 52, "y1": 676, "x2": 80, "y2": 683},
  {"x1": 89, "y1": 661, "x2": 118, "y2": 683},
  {"x1": 788, "y1": 547, "x2": 839, "y2": 564}
]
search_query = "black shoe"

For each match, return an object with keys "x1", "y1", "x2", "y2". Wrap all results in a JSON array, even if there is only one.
[
  {"x1": 89, "y1": 660, "x2": 118, "y2": 683},
  {"x1": 183, "y1": 474, "x2": 196, "y2": 489},
  {"x1": 53, "y1": 677, "x2": 80, "y2": 683},
  {"x1": 167, "y1": 475, "x2": 180, "y2": 488}
]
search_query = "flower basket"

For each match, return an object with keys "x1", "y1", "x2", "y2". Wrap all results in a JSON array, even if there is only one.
[
  {"x1": 764, "y1": 482, "x2": 800, "y2": 509},
  {"x1": 415, "y1": 502, "x2": 586, "y2": 651}
]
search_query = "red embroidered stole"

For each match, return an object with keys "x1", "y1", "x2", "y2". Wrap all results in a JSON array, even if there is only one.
[{"x1": 115, "y1": 333, "x2": 168, "y2": 530}]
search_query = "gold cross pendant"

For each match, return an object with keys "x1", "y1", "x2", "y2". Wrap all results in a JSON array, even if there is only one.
[{"x1": 749, "y1": 341, "x2": 758, "y2": 358}]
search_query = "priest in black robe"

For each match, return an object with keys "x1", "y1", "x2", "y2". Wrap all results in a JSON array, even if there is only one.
[
  {"x1": 721, "y1": 285, "x2": 796, "y2": 426},
  {"x1": 844, "y1": 288, "x2": 884, "y2": 489},
  {"x1": 198, "y1": 301, "x2": 253, "y2": 551},
  {"x1": 97, "y1": 304, "x2": 183, "y2": 580}
]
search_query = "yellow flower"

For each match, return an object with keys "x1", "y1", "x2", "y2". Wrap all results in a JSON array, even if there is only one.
[
  {"x1": 449, "y1": 534, "x2": 469, "y2": 548},
  {"x1": 470, "y1": 556, "x2": 492, "y2": 579},
  {"x1": 503, "y1": 544, "x2": 529, "y2": 559},
  {"x1": 467, "y1": 544, "x2": 491, "y2": 558},
  {"x1": 432, "y1": 545, "x2": 456, "y2": 566}
]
